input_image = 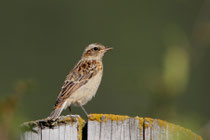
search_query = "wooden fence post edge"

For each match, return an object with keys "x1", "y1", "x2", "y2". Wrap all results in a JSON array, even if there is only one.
[{"x1": 20, "y1": 114, "x2": 203, "y2": 140}]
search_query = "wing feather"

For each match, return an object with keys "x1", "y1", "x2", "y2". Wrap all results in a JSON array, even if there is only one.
[{"x1": 54, "y1": 60, "x2": 98, "y2": 108}]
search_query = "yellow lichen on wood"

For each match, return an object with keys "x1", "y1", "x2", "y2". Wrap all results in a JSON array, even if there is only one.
[
  {"x1": 88, "y1": 114, "x2": 129, "y2": 124},
  {"x1": 58, "y1": 115, "x2": 79, "y2": 126},
  {"x1": 144, "y1": 117, "x2": 154, "y2": 128},
  {"x1": 157, "y1": 119, "x2": 202, "y2": 140},
  {"x1": 58, "y1": 116, "x2": 85, "y2": 140},
  {"x1": 135, "y1": 117, "x2": 144, "y2": 133},
  {"x1": 21, "y1": 114, "x2": 203, "y2": 140},
  {"x1": 63, "y1": 116, "x2": 74, "y2": 126},
  {"x1": 143, "y1": 117, "x2": 203, "y2": 140},
  {"x1": 77, "y1": 117, "x2": 85, "y2": 140},
  {"x1": 23, "y1": 115, "x2": 81, "y2": 128}
]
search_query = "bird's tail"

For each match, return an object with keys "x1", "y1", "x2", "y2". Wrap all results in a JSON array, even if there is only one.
[
  {"x1": 48, "y1": 102, "x2": 66, "y2": 121},
  {"x1": 48, "y1": 108, "x2": 63, "y2": 121}
]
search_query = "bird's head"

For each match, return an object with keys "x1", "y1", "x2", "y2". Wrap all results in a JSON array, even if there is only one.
[{"x1": 82, "y1": 43, "x2": 112, "y2": 60}]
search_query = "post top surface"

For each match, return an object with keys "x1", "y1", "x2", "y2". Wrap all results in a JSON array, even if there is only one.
[
  {"x1": 21, "y1": 115, "x2": 85, "y2": 130},
  {"x1": 20, "y1": 114, "x2": 202, "y2": 140}
]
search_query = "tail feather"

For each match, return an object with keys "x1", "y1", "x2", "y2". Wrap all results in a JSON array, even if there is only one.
[
  {"x1": 48, "y1": 101, "x2": 67, "y2": 121},
  {"x1": 48, "y1": 108, "x2": 63, "y2": 121}
]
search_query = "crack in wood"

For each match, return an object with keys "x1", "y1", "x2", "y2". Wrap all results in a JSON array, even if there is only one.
[{"x1": 20, "y1": 114, "x2": 203, "y2": 140}]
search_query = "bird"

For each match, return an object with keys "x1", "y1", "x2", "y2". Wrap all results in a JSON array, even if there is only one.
[{"x1": 48, "y1": 43, "x2": 112, "y2": 121}]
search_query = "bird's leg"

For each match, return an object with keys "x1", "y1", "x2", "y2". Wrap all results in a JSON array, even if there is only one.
[
  {"x1": 68, "y1": 106, "x2": 72, "y2": 114},
  {"x1": 78, "y1": 104, "x2": 89, "y2": 117}
]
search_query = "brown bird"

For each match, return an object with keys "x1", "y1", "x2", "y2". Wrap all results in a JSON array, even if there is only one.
[{"x1": 48, "y1": 43, "x2": 112, "y2": 121}]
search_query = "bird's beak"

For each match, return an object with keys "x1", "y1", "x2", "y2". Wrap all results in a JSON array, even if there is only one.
[{"x1": 103, "y1": 47, "x2": 113, "y2": 52}]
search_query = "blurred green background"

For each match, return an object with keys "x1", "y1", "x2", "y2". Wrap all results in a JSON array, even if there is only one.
[{"x1": 0, "y1": 0, "x2": 210, "y2": 139}]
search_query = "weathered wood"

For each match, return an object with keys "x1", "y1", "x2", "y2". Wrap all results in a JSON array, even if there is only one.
[
  {"x1": 88, "y1": 114, "x2": 144, "y2": 140},
  {"x1": 20, "y1": 114, "x2": 202, "y2": 140},
  {"x1": 88, "y1": 114, "x2": 202, "y2": 140},
  {"x1": 20, "y1": 115, "x2": 85, "y2": 140},
  {"x1": 144, "y1": 118, "x2": 202, "y2": 140}
]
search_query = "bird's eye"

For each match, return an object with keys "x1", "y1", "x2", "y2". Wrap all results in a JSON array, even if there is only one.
[{"x1": 93, "y1": 47, "x2": 99, "y2": 51}]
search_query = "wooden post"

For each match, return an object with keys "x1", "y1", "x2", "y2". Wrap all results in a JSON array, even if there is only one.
[
  {"x1": 20, "y1": 114, "x2": 202, "y2": 140},
  {"x1": 20, "y1": 115, "x2": 85, "y2": 140},
  {"x1": 88, "y1": 114, "x2": 144, "y2": 140}
]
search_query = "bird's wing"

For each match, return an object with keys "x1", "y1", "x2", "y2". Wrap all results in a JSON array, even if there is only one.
[{"x1": 54, "y1": 60, "x2": 99, "y2": 109}]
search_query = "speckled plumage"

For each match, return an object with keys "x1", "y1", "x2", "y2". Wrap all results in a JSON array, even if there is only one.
[{"x1": 48, "y1": 43, "x2": 112, "y2": 121}]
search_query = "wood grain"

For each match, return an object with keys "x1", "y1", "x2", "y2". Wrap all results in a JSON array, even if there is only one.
[
  {"x1": 88, "y1": 114, "x2": 143, "y2": 140},
  {"x1": 20, "y1": 114, "x2": 202, "y2": 140},
  {"x1": 20, "y1": 115, "x2": 85, "y2": 140}
]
